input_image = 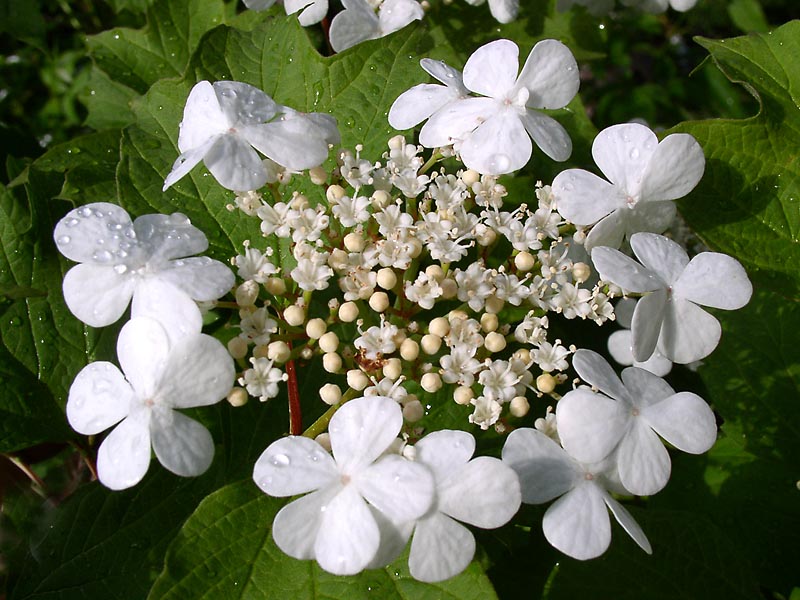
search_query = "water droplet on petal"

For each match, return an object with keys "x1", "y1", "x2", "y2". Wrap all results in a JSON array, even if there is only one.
[
  {"x1": 629, "y1": 148, "x2": 640, "y2": 159},
  {"x1": 270, "y1": 453, "x2": 290, "y2": 467},
  {"x1": 57, "y1": 235, "x2": 71, "y2": 245}
]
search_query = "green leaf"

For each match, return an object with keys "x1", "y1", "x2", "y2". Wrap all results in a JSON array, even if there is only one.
[
  {"x1": 674, "y1": 21, "x2": 800, "y2": 298},
  {"x1": 727, "y1": 0, "x2": 770, "y2": 33},
  {"x1": 0, "y1": 0, "x2": 45, "y2": 44},
  {"x1": 149, "y1": 480, "x2": 499, "y2": 599},
  {"x1": 80, "y1": 66, "x2": 138, "y2": 130}
]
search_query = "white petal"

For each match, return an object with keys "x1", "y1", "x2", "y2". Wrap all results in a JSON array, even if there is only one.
[
  {"x1": 329, "y1": 396, "x2": 402, "y2": 472},
  {"x1": 365, "y1": 507, "x2": 414, "y2": 569},
  {"x1": 418, "y1": 96, "x2": 495, "y2": 148},
  {"x1": 96, "y1": 411, "x2": 151, "y2": 490},
  {"x1": 630, "y1": 288, "x2": 667, "y2": 363},
  {"x1": 603, "y1": 493, "x2": 651, "y2": 554},
  {"x1": 158, "y1": 333, "x2": 235, "y2": 408},
  {"x1": 159, "y1": 257, "x2": 234, "y2": 302},
  {"x1": 130, "y1": 278, "x2": 203, "y2": 344},
  {"x1": 243, "y1": 0, "x2": 276, "y2": 9},
  {"x1": 673, "y1": 252, "x2": 752, "y2": 310},
  {"x1": 67, "y1": 362, "x2": 133, "y2": 435},
  {"x1": 659, "y1": 298, "x2": 721, "y2": 363},
  {"x1": 315, "y1": 485, "x2": 380, "y2": 575},
  {"x1": 203, "y1": 134, "x2": 268, "y2": 192},
  {"x1": 254, "y1": 436, "x2": 338, "y2": 497},
  {"x1": 358, "y1": 454, "x2": 434, "y2": 522},
  {"x1": 488, "y1": 0, "x2": 519, "y2": 23},
  {"x1": 163, "y1": 138, "x2": 216, "y2": 191},
  {"x1": 459, "y1": 111, "x2": 531, "y2": 175},
  {"x1": 556, "y1": 388, "x2": 629, "y2": 464},
  {"x1": 516, "y1": 39, "x2": 579, "y2": 109},
  {"x1": 519, "y1": 110, "x2": 572, "y2": 162},
  {"x1": 572, "y1": 349, "x2": 630, "y2": 402},
  {"x1": 329, "y1": 0, "x2": 379, "y2": 53},
  {"x1": 617, "y1": 418, "x2": 670, "y2": 495},
  {"x1": 421, "y1": 58, "x2": 467, "y2": 94},
  {"x1": 590, "y1": 246, "x2": 663, "y2": 293},
  {"x1": 272, "y1": 487, "x2": 332, "y2": 560},
  {"x1": 414, "y1": 429, "x2": 475, "y2": 481},
  {"x1": 626, "y1": 199, "x2": 677, "y2": 237},
  {"x1": 62, "y1": 264, "x2": 135, "y2": 327},
  {"x1": 150, "y1": 408, "x2": 214, "y2": 477},
  {"x1": 116, "y1": 317, "x2": 170, "y2": 400},
  {"x1": 378, "y1": 0, "x2": 424, "y2": 34},
  {"x1": 592, "y1": 123, "x2": 658, "y2": 195},
  {"x1": 620, "y1": 365, "x2": 675, "y2": 407},
  {"x1": 439, "y1": 457, "x2": 521, "y2": 528},
  {"x1": 388, "y1": 84, "x2": 459, "y2": 130},
  {"x1": 502, "y1": 428, "x2": 579, "y2": 504},
  {"x1": 285, "y1": 0, "x2": 328, "y2": 25},
  {"x1": 54, "y1": 202, "x2": 134, "y2": 264},
  {"x1": 552, "y1": 169, "x2": 620, "y2": 226},
  {"x1": 584, "y1": 210, "x2": 628, "y2": 251},
  {"x1": 132, "y1": 212, "x2": 209, "y2": 261},
  {"x1": 607, "y1": 330, "x2": 635, "y2": 367},
  {"x1": 409, "y1": 513, "x2": 475, "y2": 582},
  {"x1": 635, "y1": 352, "x2": 673, "y2": 377},
  {"x1": 243, "y1": 119, "x2": 330, "y2": 170},
  {"x1": 639, "y1": 133, "x2": 705, "y2": 201},
  {"x1": 630, "y1": 232, "x2": 689, "y2": 285},
  {"x1": 542, "y1": 481, "x2": 610, "y2": 560},
  {"x1": 615, "y1": 297, "x2": 637, "y2": 328},
  {"x1": 463, "y1": 39, "x2": 519, "y2": 98},
  {"x1": 642, "y1": 392, "x2": 717, "y2": 454},
  {"x1": 177, "y1": 81, "x2": 228, "y2": 152},
  {"x1": 213, "y1": 81, "x2": 279, "y2": 127}
]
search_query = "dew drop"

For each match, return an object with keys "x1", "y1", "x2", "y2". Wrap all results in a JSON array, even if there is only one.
[
  {"x1": 93, "y1": 250, "x2": 113, "y2": 263},
  {"x1": 57, "y1": 235, "x2": 71, "y2": 245},
  {"x1": 629, "y1": 147, "x2": 640, "y2": 159},
  {"x1": 65, "y1": 218, "x2": 80, "y2": 227},
  {"x1": 270, "y1": 453, "x2": 291, "y2": 467},
  {"x1": 114, "y1": 264, "x2": 128, "y2": 275}
]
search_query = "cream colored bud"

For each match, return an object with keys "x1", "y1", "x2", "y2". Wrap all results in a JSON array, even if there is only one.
[
  {"x1": 227, "y1": 387, "x2": 249, "y2": 407},
  {"x1": 315, "y1": 432, "x2": 332, "y2": 452},
  {"x1": 290, "y1": 193, "x2": 308, "y2": 210},
  {"x1": 485, "y1": 295, "x2": 505, "y2": 314},
  {"x1": 429, "y1": 316, "x2": 450, "y2": 338},
  {"x1": 371, "y1": 190, "x2": 391, "y2": 209},
  {"x1": 329, "y1": 248, "x2": 348, "y2": 270},
  {"x1": 267, "y1": 341, "x2": 291, "y2": 363},
  {"x1": 484, "y1": 331, "x2": 507, "y2": 353},
  {"x1": 515, "y1": 251, "x2": 536, "y2": 272},
  {"x1": 319, "y1": 383, "x2": 342, "y2": 405},
  {"x1": 306, "y1": 318, "x2": 327, "y2": 340},
  {"x1": 235, "y1": 280, "x2": 259, "y2": 306},
  {"x1": 309, "y1": 165, "x2": 328, "y2": 185},
  {"x1": 420, "y1": 372, "x2": 442, "y2": 393},
  {"x1": 326, "y1": 184, "x2": 345, "y2": 203},
  {"x1": 400, "y1": 338, "x2": 420, "y2": 361},
  {"x1": 425, "y1": 264, "x2": 445, "y2": 282},
  {"x1": 347, "y1": 369, "x2": 370, "y2": 391},
  {"x1": 449, "y1": 309, "x2": 468, "y2": 322},
  {"x1": 453, "y1": 385, "x2": 474, "y2": 405},
  {"x1": 253, "y1": 344, "x2": 269, "y2": 359},
  {"x1": 388, "y1": 135, "x2": 404, "y2": 150},
  {"x1": 343, "y1": 232, "x2": 365, "y2": 253},
  {"x1": 264, "y1": 277, "x2": 286, "y2": 295},
  {"x1": 284, "y1": 305, "x2": 305, "y2": 327},
  {"x1": 407, "y1": 238, "x2": 423, "y2": 258},
  {"x1": 480, "y1": 312, "x2": 499, "y2": 333},
  {"x1": 369, "y1": 291, "x2": 390, "y2": 313},
  {"x1": 510, "y1": 396, "x2": 530, "y2": 417},
  {"x1": 383, "y1": 357, "x2": 402, "y2": 380},
  {"x1": 403, "y1": 399, "x2": 424, "y2": 422},
  {"x1": 227, "y1": 336, "x2": 249, "y2": 360},
  {"x1": 477, "y1": 227, "x2": 497, "y2": 246},
  {"x1": 318, "y1": 331, "x2": 339, "y2": 353},
  {"x1": 440, "y1": 278, "x2": 458, "y2": 299},
  {"x1": 339, "y1": 301, "x2": 359, "y2": 322},
  {"x1": 420, "y1": 334, "x2": 442, "y2": 355},
  {"x1": 536, "y1": 373, "x2": 557, "y2": 394},
  {"x1": 513, "y1": 348, "x2": 531, "y2": 364},
  {"x1": 461, "y1": 169, "x2": 480, "y2": 186},
  {"x1": 322, "y1": 352, "x2": 342, "y2": 373},
  {"x1": 377, "y1": 268, "x2": 397, "y2": 290},
  {"x1": 572, "y1": 262, "x2": 591, "y2": 283}
]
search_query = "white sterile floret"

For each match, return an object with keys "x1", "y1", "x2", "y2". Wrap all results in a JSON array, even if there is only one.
[
  {"x1": 408, "y1": 39, "x2": 579, "y2": 175},
  {"x1": 163, "y1": 81, "x2": 339, "y2": 191},
  {"x1": 405, "y1": 430, "x2": 521, "y2": 582},
  {"x1": 389, "y1": 59, "x2": 469, "y2": 132},
  {"x1": 239, "y1": 357, "x2": 288, "y2": 402},
  {"x1": 552, "y1": 123, "x2": 705, "y2": 250},
  {"x1": 66, "y1": 317, "x2": 234, "y2": 490},
  {"x1": 235, "y1": 242, "x2": 279, "y2": 283},
  {"x1": 329, "y1": 0, "x2": 424, "y2": 53},
  {"x1": 462, "y1": 0, "x2": 519, "y2": 23},
  {"x1": 591, "y1": 232, "x2": 752, "y2": 363},
  {"x1": 607, "y1": 298, "x2": 672, "y2": 376},
  {"x1": 502, "y1": 427, "x2": 652, "y2": 560},
  {"x1": 556, "y1": 349, "x2": 717, "y2": 496},
  {"x1": 53, "y1": 203, "x2": 234, "y2": 337},
  {"x1": 252, "y1": 396, "x2": 435, "y2": 575}
]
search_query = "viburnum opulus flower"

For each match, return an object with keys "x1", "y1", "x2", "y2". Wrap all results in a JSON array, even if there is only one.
[
  {"x1": 551, "y1": 122, "x2": 705, "y2": 250},
  {"x1": 66, "y1": 317, "x2": 235, "y2": 490},
  {"x1": 591, "y1": 232, "x2": 752, "y2": 363},
  {"x1": 163, "y1": 81, "x2": 339, "y2": 191},
  {"x1": 253, "y1": 396, "x2": 434, "y2": 575},
  {"x1": 328, "y1": 0, "x2": 425, "y2": 53},
  {"x1": 53, "y1": 202, "x2": 234, "y2": 337},
  {"x1": 607, "y1": 298, "x2": 673, "y2": 376}
]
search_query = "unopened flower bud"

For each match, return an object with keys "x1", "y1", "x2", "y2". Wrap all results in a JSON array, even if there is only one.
[
  {"x1": 484, "y1": 331, "x2": 507, "y2": 353},
  {"x1": 326, "y1": 184, "x2": 345, "y2": 203},
  {"x1": 429, "y1": 317, "x2": 450, "y2": 338},
  {"x1": 440, "y1": 278, "x2": 458, "y2": 299},
  {"x1": 347, "y1": 369, "x2": 370, "y2": 391},
  {"x1": 371, "y1": 190, "x2": 391, "y2": 209},
  {"x1": 388, "y1": 134, "x2": 404, "y2": 150},
  {"x1": 461, "y1": 169, "x2": 480, "y2": 186},
  {"x1": 383, "y1": 357, "x2": 402, "y2": 380},
  {"x1": 315, "y1": 432, "x2": 332, "y2": 452},
  {"x1": 227, "y1": 336, "x2": 249, "y2": 359},
  {"x1": 309, "y1": 165, "x2": 327, "y2": 185},
  {"x1": 513, "y1": 348, "x2": 531, "y2": 364},
  {"x1": 510, "y1": 395, "x2": 530, "y2": 417},
  {"x1": 235, "y1": 280, "x2": 259, "y2": 306},
  {"x1": 420, "y1": 334, "x2": 442, "y2": 355},
  {"x1": 369, "y1": 291, "x2": 390, "y2": 313},
  {"x1": 264, "y1": 277, "x2": 286, "y2": 295},
  {"x1": 253, "y1": 344, "x2": 270, "y2": 359},
  {"x1": 515, "y1": 251, "x2": 535, "y2": 272},
  {"x1": 306, "y1": 318, "x2": 327, "y2": 340},
  {"x1": 480, "y1": 312, "x2": 498, "y2": 333},
  {"x1": 267, "y1": 341, "x2": 291, "y2": 363},
  {"x1": 339, "y1": 301, "x2": 359, "y2": 322},
  {"x1": 227, "y1": 387, "x2": 249, "y2": 407},
  {"x1": 377, "y1": 268, "x2": 397, "y2": 290},
  {"x1": 322, "y1": 352, "x2": 342, "y2": 373},
  {"x1": 477, "y1": 227, "x2": 497, "y2": 246},
  {"x1": 425, "y1": 264, "x2": 444, "y2": 281},
  {"x1": 319, "y1": 383, "x2": 342, "y2": 405},
  {"x1": 403, "y1": 399, "x2": 424, "y2": 422},
  {"x1": 454, "y1": 386, "x2": 473, "y2": 405},
  {"x1": 420, "y1": 372, "x2": 442, "y2": 393},
  {"x1": 485, "y1": 296, "x2": 504, "y2": 314},
  {"x1": 572, "y1": 262, "x2": 591, "y2": 283},
  {"x1": 318, "y1": 331, "x2": 339, "y2": 353},
  {"x1": 284, "y1": 305, "x2": 305, "y2": 327},
  {"x1": 537, "y1": 373, "x2": 557, "y2": 394},
  {"x1": 400, "y1": 338, "x2": 420, "y2": 361},
  {"x1": 343, "y1": 232, "x2": 365, "y2": 252}
]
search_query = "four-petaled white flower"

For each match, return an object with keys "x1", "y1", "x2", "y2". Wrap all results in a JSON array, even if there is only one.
[
  {"x1": 329, "y1": 0, "x2": 425, "y2": 53},
  {"x1": 552, "y1": 123, "x2": 705, "y2": 250},
  {"x1": 408, "y1": 430, "x2": 521, "y2": 582},
  {"x1": 66, "y1": 317, "x2": 235, "y2": 490},
  {"x1": 591, "y1": 232, "x2": 752, "y2": 363},
  {"x1": 607, "y1": 298, "x2": 672, "y2": 376},
  {"x1": 406, "y1": 39, "x2": 579, "y2": 175},
  {"x1": 163, "y1": 81, "x2": 339, "y2": 192},
  {"x1": 556, "y1": 349, "x2": 717, "y2": 495},
  {"x1": 54, "y1": 202, "x2": 234, "y2": 339},
  {"x1": 502, "y1": 427, "x2": 652, "y2": 560},
  {"x1": 253, "y1": 396, "x2": 435, "y2": 575}
]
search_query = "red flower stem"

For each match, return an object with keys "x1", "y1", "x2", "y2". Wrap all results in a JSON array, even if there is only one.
[{"x1": 285, "y1": 346, "x2": 302, "y2": 435}]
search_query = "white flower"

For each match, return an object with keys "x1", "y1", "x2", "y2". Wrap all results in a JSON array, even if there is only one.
[
  {"x1": 329, "y1": 0, "x2": 424, "y2": 53},
  {"x1": 556, "y1": 349, "x2": 717, "y2": 495},
  {"x1": 239, "y1": 357, "x2": 287, "y2": 401},
  {"x1": 66, "y1": 317, "x2": 234, "y2": 490},
  {"x1": 407, "y1": 430, "x2": 521, "y2": 582},
  {"x1": 53, "y1": 203, "x2": 233, "y2": 337},
  {"x1": 284, "y1": 0, "x2": 329, "y2": 25},
  {"x1": 355, "y1": 319, "x2": 398, "y2": 359},
  {"x1": 253, "y1": 396, "x2": 434, "y2": 575},
  {"x1": 462, "y1": 0, "x2": 519, "y2": 23},
  {"x1": 163, "y1": 81, "x2": 338, "y2": 191},
  {"x1": 591, "y1": 232, "x2": 752, "y2": 363},
  {"x1": 468, "y1": 395, "x2": 502, "y2": 430},
  {"x1": 502, "y1": 427, "x2": 652, "y2": 560},
  {"x1": 552, "y1": 123, "x2": 705, "y2": 250},
  {"x1": 235, "y1": 243, "x2": 279, "y2": 283},
  {"x1": 416, "y1": 39, "x2": 579, "y2": 175},
  {"x1": 607, "y1": 298, "x2": 672, "y2": 376}
]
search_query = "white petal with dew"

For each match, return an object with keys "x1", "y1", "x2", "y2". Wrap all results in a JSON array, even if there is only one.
[
  {"x1": 421, "y1": 58, "x2": 467, "y2": 94},
  {"x1": 418, "y1": 96, "x2": 494, "y2": 148},
  {"x1": 365, "y1": 507, "x2": 414, "y2": 569},
  {"x1": 630, "y1": 232, "x2": 688, "y2": 285},
  {"x1": 459, "y1": 110, "x2": 532, "y2": 175},
  {"x1": 409, "y1": 512, "x2": 475, "y2": 582},
  {"x1": 328, "y1": 0, "x2": 378, "y2": 53},
  {"x1": 96, "y1": 411, "x2": 151, "y2": 491},
  {"x1": 203, "y1": 134, "x2": 267, "y2": 192},
  {"x1": 329, "y1": 396, "x2": 403, "y2": 472},
  {"x1": 116, "y1": 317, "x2": 170, "y2": 400},
  {"x1": 315, "y1": 485, "x2": 380, "y2": 575},
  {"x1": 244, "y1": 119, "x2": 330, "y2": 171},
  {"x1": 378, "y1": 0, "x2": 424, "y2": 34},
  {"x1": 54, "y1": 202, "x2": 134, "y2": 264},
  {"x1": 253, "y1": 435, "x2": 337, "y2": 497},
  {"x1": 552, "y1": 169, "x2": 620, "y2": 226},
  {"x1": 388, "y1": 84, "x2": 460, "y2": 130},
  {"x1": 642, "y1": 392, "x2": 717, "y2": 454},
  {"x1": 212, "y1": 81, "x2": 279, "y2": 127},
  {"x1": 414, "y1": 429, "x2": 475, "y2": 481},
  {"x1": 462, "y1": 39, "x2": 519, "y2": 98},
  {"x1": 673, "y1": 252, "x2": 752, "y2": 310},
  {"x1": 133, "y1": 212, "x2": 208, "y2": 262},
  {"x1": 659, "y1": 298, "x2": 721, "y2": 364},
  {"x1": 163, "y1": 138, "x2": 217, "y2": 191},
  {"x1": 516, "y1": 39, "x2": 579, "y2": 109},
  {"x1": 519, "y1": 110, "x2": 572, "y2": 162},
  {"x1": 272, "y1": 487, "x2": 332, "y2": 560},
  {"x1": 285, "y1": 0, "x2": 328, "y2": 25},
  {"x1": 592, "y1": 123, "x2": 658, "y2": 195},
  {"x1": 542, "y1": 480, "x2": 611, "y2": 560},
  {"x1": 150, "y1": 408, "x2": 214, "y2": 477},
  {"x1": 358, "y1": 455, "x2": 434, "y2": 522},
  {"x1": 159, "y1": 333, "x2": 235, "y2": 409},
  {"x1": 130, "y1": 278, "x2": 203, "y2": 345},
  {"x1": 617, "y1": 418, "x2": 671, "y2": 496},
  {"x1": 62, "y1": 263, "x2": 136, "y2": 327},
  {"x1": 159, "y1": 256, "x2": 234, "y2": 302},
  {"x1": 584, "y1": 210, "x2": 627, "y2": 252},
  {"x1": 557, "y1": 388, "x2": 629, "y2": 465},
  {"x1": 177, "y1": 81, "x2": 228, "y2": 152},
  {"x1": 639, "y1": 133, "x2": 705, "y2": 202},
  {"x1": 590, "y1": 246, "x2": 663, "y2": 293},
  {"x1": 67, "y1": 362, "x2": 133, "y2": 435}
]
